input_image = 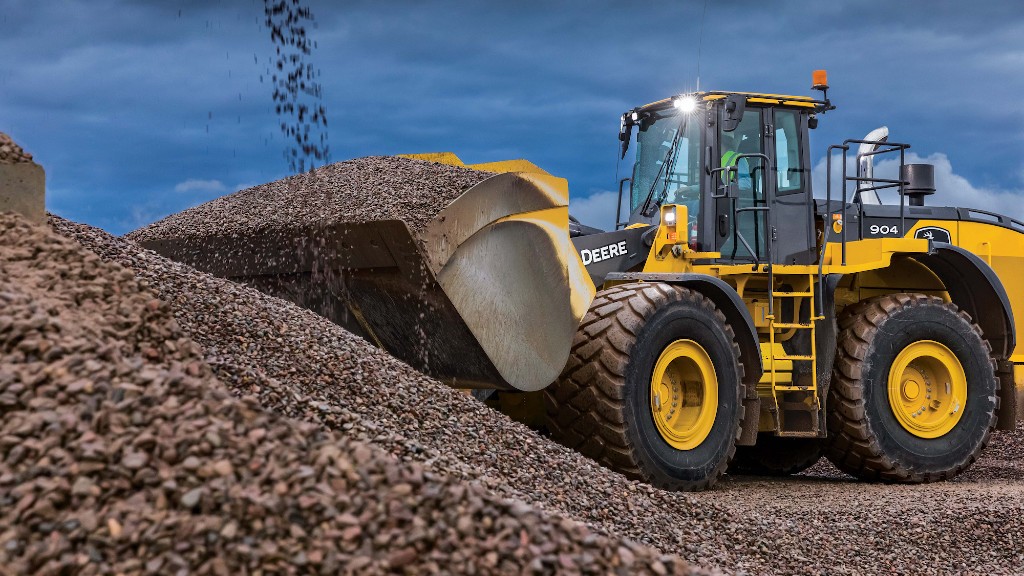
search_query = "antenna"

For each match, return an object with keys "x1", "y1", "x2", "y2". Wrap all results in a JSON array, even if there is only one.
[{"x1": 696, "y1": 0, "x2": 709, "y2": 92}]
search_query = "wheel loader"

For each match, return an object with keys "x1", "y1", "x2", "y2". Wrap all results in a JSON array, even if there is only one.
[{"x1": 142, "y1": 71, "x2": 1024, "y2": 491}]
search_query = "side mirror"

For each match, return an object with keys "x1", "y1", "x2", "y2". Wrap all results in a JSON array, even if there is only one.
[
  {"x1": 722, "y1": 94, "x2": 746, "y2": 133},
  {"x1": 619, "y1": 114, "x2": 633, "y2": 158}
]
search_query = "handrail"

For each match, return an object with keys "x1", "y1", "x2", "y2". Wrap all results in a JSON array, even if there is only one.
[
  {"x1": 709, "y1": 166, "x2": 731, "y2": 199},
  {"x1": 615, "y1": 177, "x2": 631, "y2": 229},
  {"x1": 727, "y1": 152, "x2": 774, "y2": 314},
  {"x1": 843, "y1": 138, "x2": 910, "y2": 236},
  {"x1": 817, "y1": 139, "x2": 911, "y2": 313},
  {"x1": 818, "y1": 144, "x2": 849, "y2": 317}
]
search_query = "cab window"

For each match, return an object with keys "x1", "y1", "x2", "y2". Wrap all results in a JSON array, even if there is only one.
[
  {"x1": 720, "y1": 112, "x2": 763, "y2": 193},
  {"x1": 720, "y1": 108, "x2": 767, "y2": 260},
  {"x1": 630, "y1": 111, "x2": 702, "y2": 228},
  {"x1": 774, "y1": 109, "x2": 804, "y2": 194}
]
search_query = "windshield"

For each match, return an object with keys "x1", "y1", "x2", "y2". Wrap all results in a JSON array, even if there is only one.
[{"x1": 630, "y1": 111, "x2": 702, "y2": 226}]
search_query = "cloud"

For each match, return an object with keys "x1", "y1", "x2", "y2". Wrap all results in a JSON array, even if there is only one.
[
  {"x1": 881, "y1": 154, "x2": 1024, "y2": 220},
  {"x1": 812, "y1": 152, "x2": 1024, "y2": 220},
  {"x1": 231, "y1": 182, "x2": 259, "y2": 193},
  {"x1": 569, "y1": 190, "x2": 621, "y2": 232},
  {"x1": 121, "y1": 205, "x2": 160, "y2": 232},
  {"x1": 4, "y1": 1, "x2": 1021, "y2": 237},
  {"x1": 174, "y1": 179, "x2": 227, "y2": 194}
]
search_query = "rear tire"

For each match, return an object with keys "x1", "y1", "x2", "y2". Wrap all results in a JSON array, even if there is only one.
[
  {"x1": 544, "y1": 282, "x2": 745, "y2": 491},
  {"x1": 730, "y1": 434, "x2": 824, "y2": 476},
  {"x1": 825, "y1": 293, "x2": 998, "y2": 482}
]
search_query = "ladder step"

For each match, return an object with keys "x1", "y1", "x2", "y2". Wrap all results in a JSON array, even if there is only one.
[
  {"x1": 775, "y1": 386, "x2": 817, "y2": 392},
  {"x1": 776, "y1": 354, "x2": 814, "y2": 361},
  {"x1": 773, "y1": 291, "x2": 814, "y2": 297},
  {"x1": 779, "y1": 401, "x2": 816, "y2": 410},
  {"x1": 772, "y1": 322, "x2": 814, "y2": 329},
  {"x1": 777, "y1": 431, "x2": 821, "y2": 439}
]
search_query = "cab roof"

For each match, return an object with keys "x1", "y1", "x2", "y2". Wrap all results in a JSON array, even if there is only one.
[{"x1": 635, "y1": 90, "x2": 827, "y2": 114}]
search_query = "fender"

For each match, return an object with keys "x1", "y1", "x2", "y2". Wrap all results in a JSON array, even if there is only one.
[
  {"x1": 605, "y1": 271, "x2": 763, "y2": 445},
  {"x1": 906, "y1": 243, "x2": 1017, "y2": 430},
  {"x1": 906, "y1": 243, "x2": 1015, "y2": 359}
]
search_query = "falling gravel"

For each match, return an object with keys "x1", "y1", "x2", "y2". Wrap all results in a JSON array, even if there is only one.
[
  {"x1": 127, "y1": 156, "x2": 492, "y2": 243},
  {"x1": 0, "y1": 132, "x2": 34, "y2": 164},
  {"x1": 262, "y1": 0, "x2": 330, "y2": 173},
  {"x1": 1, "y1": 212, "x2": 699, "y2": 575},
  {"x1": 54, "y1": 215, "x2": 1024, "y2": 575}
]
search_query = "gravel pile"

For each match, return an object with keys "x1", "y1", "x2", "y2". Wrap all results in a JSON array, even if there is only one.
[
  {"x1": 0, "y1": 132, "x2": 33, "y2": 164},
  {"x1": 1, "y1": 212, "x2": 700, "y2": 574},
  {"x1": 61, "y1": 215, "x2": 735, "y2": 550},
  {"x1": 127, "y1": 156, "x2": 492, "y2": 243},
  {"x1": 56, "y1": 215, "x2": 1024, "y2": 575}
]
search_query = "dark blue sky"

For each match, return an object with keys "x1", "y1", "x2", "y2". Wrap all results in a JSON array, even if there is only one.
[{"x1": 2, "y1": 0, "x2": 1021, "y2": 233}]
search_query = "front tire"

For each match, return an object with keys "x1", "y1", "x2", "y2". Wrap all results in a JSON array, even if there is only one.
[
  {"x1": 825, "y1": 294, "x2": 999, "y2": 482},
  {"x1": 544, "y1": 282, "x2": 745, "y2": 491}
]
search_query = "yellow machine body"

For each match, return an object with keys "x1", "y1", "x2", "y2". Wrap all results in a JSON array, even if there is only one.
[
  {"x1": 612, "y1": 204, "x2": 1024, "y2": 434},
  {"x1": 141, "y1": 92, "x2": 1023, "y2": 445},
  {"x1": 137, "y1": 82, "x2": 1021, "y2": 489}
]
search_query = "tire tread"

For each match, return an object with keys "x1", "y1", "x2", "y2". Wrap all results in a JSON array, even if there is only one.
[
  {"x1": 544, "y1": 282, "x2": 744, "y2": 491},
  {"x1": 824, "y1": 293, "x2": 998, "y2": 482}
]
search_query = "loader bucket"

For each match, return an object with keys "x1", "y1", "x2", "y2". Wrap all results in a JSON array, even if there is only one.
[{"x1": 140, "y1": 171, "x2": 595, "y2": 392}]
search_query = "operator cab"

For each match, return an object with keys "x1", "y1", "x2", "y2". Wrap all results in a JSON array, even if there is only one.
[{"x1": 619, "y1": 90, "x2": 830, "y2": 266}]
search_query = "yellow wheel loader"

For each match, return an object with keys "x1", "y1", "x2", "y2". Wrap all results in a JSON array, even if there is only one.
[{"x1": 144, "y1": 71, "x2": 1024, "y2": 491}]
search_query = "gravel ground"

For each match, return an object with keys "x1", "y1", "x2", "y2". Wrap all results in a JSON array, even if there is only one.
[
  {"x1": 959, "y1": 423, "x2": 1024, "y2": 481},
  {"x1": 127, "y1": 156, "x2": 492, "y2": 243},
  {"x1": 799, "y1": 422, "x2": 1024, "y2": 482},
  {"x1": 52, "y1": 215, "x2": 1024, "y2": 575},
  {"x1": 0, "y1": 132, "x2": 33, "y2": 164},
  {"x1": 1, "y1": 212, "x2": 700, "y2": 575}
]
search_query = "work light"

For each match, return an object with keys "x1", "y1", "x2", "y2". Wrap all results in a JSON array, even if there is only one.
[
  {"x1": 673, "y1": 96, "x2": 698, "y2": 114},
  {"x1": 663, "y1": 206, "x2": 677, "y2": 226}
]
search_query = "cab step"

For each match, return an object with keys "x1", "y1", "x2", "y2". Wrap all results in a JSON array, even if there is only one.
[
  {"x1": 772, "y1": 322, "x2": 814, "y2": 329},
  {"x1": 776, "y1": 431, "x2": 821, "y2": 439}
]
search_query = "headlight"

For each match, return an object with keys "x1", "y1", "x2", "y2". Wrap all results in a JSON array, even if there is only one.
[
  {"x1": 663, "y1": 206, "x2": 677, "y2": 226},
  {"x1": 673, "y1": 96, "x2": 698, "y2": 114}
]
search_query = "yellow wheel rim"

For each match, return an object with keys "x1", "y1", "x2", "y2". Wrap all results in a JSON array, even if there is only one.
[
  {"x1": 887, "y1": 340, "x2": 967, "y2": 439},
  {"x1": 650, "y1": 339, "x2": 718, "y2": 450}
]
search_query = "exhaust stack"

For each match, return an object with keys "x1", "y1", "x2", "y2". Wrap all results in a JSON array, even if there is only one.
[{"x1": 855, "y1": 126, "x2": 889, "y2": 205}]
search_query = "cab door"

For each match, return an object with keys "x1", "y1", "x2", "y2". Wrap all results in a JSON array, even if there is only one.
[
  {"x1": 714, "y1": 105, "x2": 770, "y2": 262},
  {"x1": 768, "y1": 107, "x2": 815, "y2": 265},
  {"x1": 711, "y1": 104, "x2": 815, "y2": 265}
]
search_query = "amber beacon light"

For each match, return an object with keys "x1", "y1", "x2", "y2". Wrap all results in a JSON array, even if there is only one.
[{"x1": 812, "y1": 69, "x2": 829, "y2": 90}]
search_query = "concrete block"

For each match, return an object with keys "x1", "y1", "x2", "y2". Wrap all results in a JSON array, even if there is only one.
[{"x1": 0, "y1": 162, "x2": 45, "y2": 224}]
